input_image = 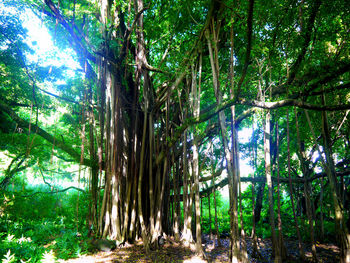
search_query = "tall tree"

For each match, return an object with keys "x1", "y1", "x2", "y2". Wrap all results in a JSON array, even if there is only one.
[{"x1": 1, "y1": 0, "x2": 350, "y2": 260}]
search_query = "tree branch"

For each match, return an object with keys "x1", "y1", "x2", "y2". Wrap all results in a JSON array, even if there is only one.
[
  {"x1": 0, "y1": 99, "x2": 94, "y2": 167},
  {"x1": 307, "y1": 82, "x2": 350, "y2": 97},
  {"x1": 36, "y1": 86, "x2": 79, "y2": 104},
  {"x1": 0, "y1": 154, "x2": 27, "y2": 190},
  {"x1": 168, "y1": 96, "x2": 350, "y2": 149},
  {"x1": 235, "y1": 0, "x2": 254, "y2": 99},
  {"x1": 20, "y1": 186, "x2": 85, "y2": 198},
  {"x1": 286, "y1": 0, "x2": 322, "y2": 84},
  {"x1": 170, "y1": 168, "x2": 350, "y2": 200},
  {"x1": 272, "y1": 60, "x2": 350, "y2": 97},
  {"x1": 43, "y1": 0, "x2": 96, "y2": 79},
  {"x1": 237, "y1": 98, "x2": 350, "y2": 111}
]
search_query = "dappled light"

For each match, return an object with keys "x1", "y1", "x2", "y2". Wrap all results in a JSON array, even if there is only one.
[
  {"x1": 1, "y1": 0, "x2": 349, "y2": 262},
  {"x1": 183, "y1": 256, "x2": 207, "y2": 263}
]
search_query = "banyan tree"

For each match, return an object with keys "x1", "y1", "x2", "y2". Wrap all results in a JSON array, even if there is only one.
[{"x1": 1, "y1": 0, "x2": 350, "y2": 262}]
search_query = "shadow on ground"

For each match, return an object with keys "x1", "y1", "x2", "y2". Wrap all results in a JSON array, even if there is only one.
[{"x1": 59, "y1": 236, "x2": 340, "y2": 263}]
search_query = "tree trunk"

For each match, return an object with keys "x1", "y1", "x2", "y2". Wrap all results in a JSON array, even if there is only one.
[
  {"x1": 208, "y1": 193, "x2": 212, "y2": 239},
  {"x1": 250, "y1": 123, "x2": 262, "y2": 259},
  {"x1": 206, "y1": 27, "x2": 240, "y2": 263},
  {"x1": 88, "y1": 107, "x2": 99, "y2": 230},
  {"x1": 235, "y1": 129, "x2": 249, "y2": 263},
  {"x1": 304, "y1": 106, "x2": 350, "y2": 263},
  {"x1": 138, "y1": 113, "x2": 150, "y2": 254},
  {"x1": 173, "y1": 151, "x2": 180, "y2": 241},
  {"x1": 294, "y1": 108, "x2": 317, "y2": 262},
  {"x1": 286, "y1": 109, "x2": 305, "y2": 260},
  {"x1": 254, "y1": 182, "x2": 265, "y2": 224},
  {"x1": 264, "y1": 109, "x2": 279, "y2": 262},
  {"x1": 210, "y1": 151, "x2": 221, "y2": 247},
  {"x1": 191, "y1": 57, "x2": 205, "y2": 257},
  {"x1": 319, "y1": 177, "x2": 325, "y2": 240},
  {"x1": 321, "y1": 108, "x2": 350, "y2": 263},
  {"x1": 275, "y1": 120, "x2": 287, "y2": 260},
  {"x1": 182, "y1": 129, "x2": 193, "y2": 245}
]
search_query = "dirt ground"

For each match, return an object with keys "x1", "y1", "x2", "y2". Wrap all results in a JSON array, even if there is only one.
[{"x1": 59, "y1": 235, "x2": 340, "y2": 263}]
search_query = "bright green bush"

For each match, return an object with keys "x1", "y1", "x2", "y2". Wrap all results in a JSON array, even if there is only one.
[{"x1": 0, "y1": 184, "x2": 90, "y2": 262}]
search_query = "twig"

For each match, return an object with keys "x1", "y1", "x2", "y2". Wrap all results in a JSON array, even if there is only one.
[{"x1": 20, "y1": 186, "x2": 85, "y2": 198}]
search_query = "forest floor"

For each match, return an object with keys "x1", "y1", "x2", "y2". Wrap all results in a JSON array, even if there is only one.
[{"x1": 59, "y1": 235, "x2": 340, "y2": 263}]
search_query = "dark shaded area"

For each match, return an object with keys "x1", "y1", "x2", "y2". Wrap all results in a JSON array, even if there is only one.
[{"x1": 61, "y1": 236, "x2": 340, "y2": 263}]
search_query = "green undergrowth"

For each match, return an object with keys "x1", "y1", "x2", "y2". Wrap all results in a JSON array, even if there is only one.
[
  {"x1": 0, "y1": 183, "x2": 90, "y2": 262},
  {"x1": 0, "y1": 178, "x2": 339, "y2": 262}
]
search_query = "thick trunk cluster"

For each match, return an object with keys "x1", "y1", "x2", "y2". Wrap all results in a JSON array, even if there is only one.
[
  {"x1": 31, "y1": 1, "x2": 350, "y2": 262},
  {"x1": 93, "y1": 0, "x2": 172, "y2": 249}
]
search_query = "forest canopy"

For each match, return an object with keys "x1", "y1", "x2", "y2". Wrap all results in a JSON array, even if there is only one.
[{"x1": 0, "y1": 0, "x2": 349, "y2": 262}]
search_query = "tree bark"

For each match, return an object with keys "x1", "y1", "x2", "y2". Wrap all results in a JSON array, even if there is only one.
[
  {"x1": 304, "y1": 103, "x2": 350, "y2": 263},
  {"x1": 206, "y1": 26, "x2": 240, "y2": 263},
  {"x1": 182, "y1": 129, "x2": 193, "y2": 245},
  {"x1": 191, "y1": 57, "x2": 205, "y2": 257},
  {"x1": 286, "y1": 109, "x2": 305, "y2": 260},
  {"x1": 210, "y1": 149, "x2": 221, "y2": 247},
  {"x1": 138, "y1": 113, "x2": 150, "y2": 254},
  {"x1": 294, "y1": 108, "x2": 317, "y2": 261},
  {"x1": 250, "y1": 123, "x2": 262, "y2": 259},
  {"x1": 275, "y1": 119, "x2": 287, "y2": 260},
  {"x1": 264, "y1": 109, "x2": 279, "y2": 262},
  {"x1": 173, "y1": 151, "x2": 180, "y2": 241}
]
